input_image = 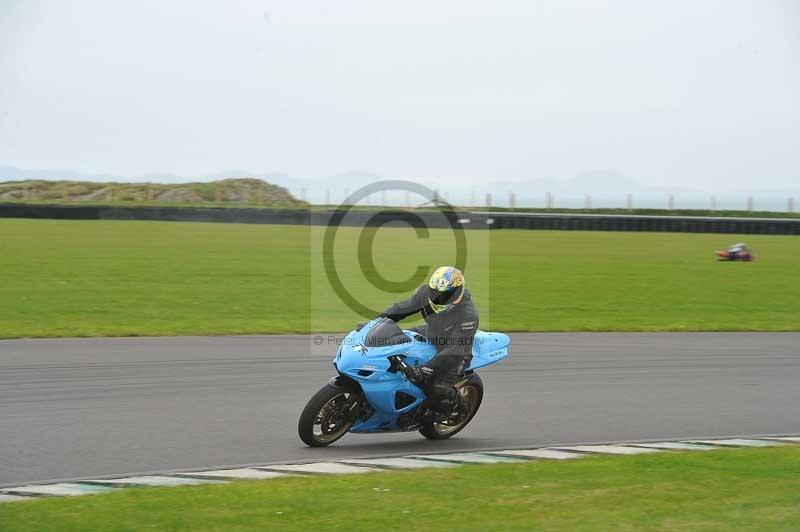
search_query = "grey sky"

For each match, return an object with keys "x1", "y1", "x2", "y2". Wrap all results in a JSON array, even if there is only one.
[{"x1": 1, "y1": 0, "x2": 798, "y2": 190}]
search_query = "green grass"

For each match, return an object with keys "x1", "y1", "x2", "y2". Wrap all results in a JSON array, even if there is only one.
[
  {"x1": 1, "y1": 218, "x2": 798, "y2": 338},
  {"x1": 2, "y1": 447, "x2": 799, "y2": 531}
]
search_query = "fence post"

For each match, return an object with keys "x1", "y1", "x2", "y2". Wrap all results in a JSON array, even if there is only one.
[
  {"x1": 485, "y1": 193, "x2": 492, "y2": 209},
  {"x1": 626, "y1": 193, "x2": 633, "y2": 210},
  {"x1": 509, "y1": 192, "x2": 516, "y2": 209},
  {"x1": 667, "y1": 194, "x2": 674, "y2": 210},
  {"x1": 584, "y1": 194, "x2": 592, "y2": 209},
  {"x1": 546, "y1": 192, "x2": 553, "y2": 209},
  {"x1": 746, "y1": 196, "x2": 753, "y2": 211},
  {"x1": 788, "y1": 197, "x2": 794, "y2": 213}
]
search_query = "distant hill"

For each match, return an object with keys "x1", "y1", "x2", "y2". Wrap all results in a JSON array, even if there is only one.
[
  {"x1": 0, "y1": 178, "x2": 304, "y2": 207},
  {"x1": 1, "y1": 165, "x2": 796, "y2": 211}
]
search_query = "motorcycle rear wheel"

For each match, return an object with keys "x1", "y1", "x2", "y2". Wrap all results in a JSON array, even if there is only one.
[
  {"x1": 298, "y1": 384, "x2": 359, "y2": 447},
  {"x1": 419, "y1": 374, "x2": 483, "y2": 440}
]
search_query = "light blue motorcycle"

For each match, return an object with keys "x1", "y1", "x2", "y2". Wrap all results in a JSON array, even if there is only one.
[{"x1": 298, "y1": 317, "x2": 510, "y2": 447}]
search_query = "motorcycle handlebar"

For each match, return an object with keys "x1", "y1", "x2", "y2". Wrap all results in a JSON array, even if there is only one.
[{"x1": 388, "y1": 355, "x2": 409, "y2": 373}]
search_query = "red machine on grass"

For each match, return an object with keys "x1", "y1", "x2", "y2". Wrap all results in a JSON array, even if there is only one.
[{"x1": 715, "y1": 243, "x2": 754, "y2": 261}]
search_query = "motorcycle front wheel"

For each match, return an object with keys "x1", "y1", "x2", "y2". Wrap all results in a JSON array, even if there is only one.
[
  {"x1": 298, "y1": 383, "x2": 359, "y2": 447},
  {"x1": 419, "y1": 373, "x2": 484, "y2": 440}
]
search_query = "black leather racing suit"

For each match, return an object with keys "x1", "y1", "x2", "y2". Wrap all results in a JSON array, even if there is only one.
[{"x1": 379, "y1": 284, "x2": 479, "y2": 408}]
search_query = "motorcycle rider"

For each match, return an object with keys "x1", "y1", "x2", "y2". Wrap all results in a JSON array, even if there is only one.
[
  {"x1": 377, "y1": 266, "x2": 478, "y2": 421},
  {"x1": 727, "y1": 242, "x2": 747, "y2": 259}
]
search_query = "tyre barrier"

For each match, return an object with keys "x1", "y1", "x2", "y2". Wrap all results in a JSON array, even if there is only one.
[{"x1": 1, "y1": 203, "x2": 798, "y2": 235}]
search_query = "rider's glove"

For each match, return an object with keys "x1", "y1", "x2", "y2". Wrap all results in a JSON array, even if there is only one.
[{"x1": 403, "y1": 365, "x2": 434, "y2": 385}]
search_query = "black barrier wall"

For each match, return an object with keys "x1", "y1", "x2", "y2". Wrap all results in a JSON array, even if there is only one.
[{"x1": 1, "y1": 203, "x2": 798, "y2": 235}]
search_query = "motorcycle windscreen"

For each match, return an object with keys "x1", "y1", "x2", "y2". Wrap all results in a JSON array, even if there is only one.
[{"x1": 364, "y1": 318, "x2": 412, "y2": 348}]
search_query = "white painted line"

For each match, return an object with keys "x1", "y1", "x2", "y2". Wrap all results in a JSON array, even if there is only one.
[
  {"x1": 686, "y1": 439, "x2": 787, "y2": 448},
  {"x1": 259, "y1": 462, "x2": 380, "y2": 475},
  {"x1": 3, "y1": 483, "x2": 117, "y2": 497},
  {"x1": 338, "y1": 457, "x2": 456, "y2": 469},
  {"x1": 86, "y1": 476, "x2": 223, "y2": 487},
  {"x1": 627, "y1": 442, "x2": 719, "y2": 451},
  {"x1": 553, "y1": 445, "x2": 661, "y2": 455},
  {"x1": 762, "y1": 436, "x2": 800, "y2": 443},
  {"x1": 406, "y1": 453, "x2": 524, "y2": 464},
  {"x1": 0, "y1": 494, "x2": 36, "y2": 503},
  {"x1": 487, "y1": 449, "x2": 585, "y2": 460},
  {"x1": 173, "y1": 468, "x2": 290, "y2": 480}
]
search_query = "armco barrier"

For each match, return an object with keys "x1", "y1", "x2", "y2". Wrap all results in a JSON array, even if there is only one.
[
  {"x1": 1, "y1": 203, "x2": 798, "y2": 235},
  {"x1": 0, "y1": 203, "x2": 309, "y2": 226}
]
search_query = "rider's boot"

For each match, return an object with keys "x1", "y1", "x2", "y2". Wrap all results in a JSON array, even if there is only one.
[{"x1": 428, "y1": 389, "x2": 466, "y2": 424}]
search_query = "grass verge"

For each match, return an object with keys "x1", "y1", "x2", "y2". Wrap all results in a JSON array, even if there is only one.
[
  {"x1": 1, "y1": 447, "x2": 799, "y2": 531},
  {"x1": 1, "y1": 219, "x2": 799, "y2": 338}
]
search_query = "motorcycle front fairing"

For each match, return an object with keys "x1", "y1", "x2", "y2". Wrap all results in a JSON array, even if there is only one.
[{"x1": 333, "y1": 319, "x2": 437, "y2": 432}]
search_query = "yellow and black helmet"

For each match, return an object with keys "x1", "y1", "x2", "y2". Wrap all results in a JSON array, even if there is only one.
[{"x1": 427, "y1": 266, "x2": 465, "y2": 314}]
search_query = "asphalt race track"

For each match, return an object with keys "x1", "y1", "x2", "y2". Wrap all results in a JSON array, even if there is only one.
[{"x1": 2, "y1": 333, "x2": 799, "y2": 486}]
